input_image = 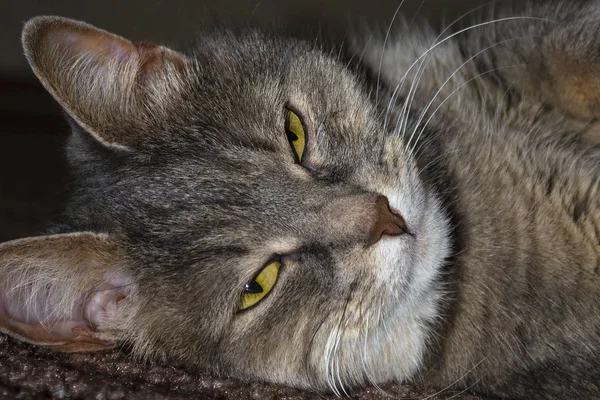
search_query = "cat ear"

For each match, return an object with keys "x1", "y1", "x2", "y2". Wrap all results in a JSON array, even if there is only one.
[
  {"x1": 0, "y1": 232, "x2": 136, "y2": 352},
  {"x1": 22, "y1": 16, "x2": 188, "y2": 150}
]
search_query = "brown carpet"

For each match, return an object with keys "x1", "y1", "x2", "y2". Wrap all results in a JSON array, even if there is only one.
[
  {"x1": 0, "y1": 335, "x2": 481, "y2": 400},
  {"x1": 0, "y1": 81, "x2": 480, "y2": 399}
]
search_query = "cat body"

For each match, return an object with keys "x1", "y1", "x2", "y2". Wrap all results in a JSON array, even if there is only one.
[
  {"x1": 1, "y1": 1, "x2": 600, "y2": 399},
  {"x1": 362, "y1": 2, "x2": 600, "y2": 397}
]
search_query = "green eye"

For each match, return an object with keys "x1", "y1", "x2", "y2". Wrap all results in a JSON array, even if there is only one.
[
  {"x1": 240, "y1": 260, "x2": 280, "y2": 310},
  {"x1": 285, "y1": 109, "x2": 306, "y2": 161}
]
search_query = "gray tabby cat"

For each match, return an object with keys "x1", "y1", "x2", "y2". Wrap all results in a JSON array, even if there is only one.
[{"x1": 1, "y1": 0, "x2": 600, "y2": 398}]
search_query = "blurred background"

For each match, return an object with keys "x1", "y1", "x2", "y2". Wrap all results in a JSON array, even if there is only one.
[{"x1": 0, "y1": 0, "x2": 481, "y2": 242}]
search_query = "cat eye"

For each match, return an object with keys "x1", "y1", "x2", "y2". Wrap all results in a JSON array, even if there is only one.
[
  {"x1": 239, "y1": 260, "x2": 280, "y2": 310},
  {"x1": 285, "y1": 109, "x2": 306, "y2": 162}
]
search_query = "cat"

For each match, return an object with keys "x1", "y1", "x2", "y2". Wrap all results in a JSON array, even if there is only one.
[{"x1": 2, "y1": 0, "x2": 600, "y2": 398}]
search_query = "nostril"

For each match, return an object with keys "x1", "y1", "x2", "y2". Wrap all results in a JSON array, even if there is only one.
[{"x1": 368, "y1": 196, "x2": 408, "y2": 245}]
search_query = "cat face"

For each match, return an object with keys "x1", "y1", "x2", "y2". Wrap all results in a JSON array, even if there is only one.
[{"x1": 0, "y1": 16, "x2": 450, "y2": 392}]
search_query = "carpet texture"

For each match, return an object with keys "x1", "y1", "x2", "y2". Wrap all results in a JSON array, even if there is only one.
[
  {"x1": 0, "y1": 335, "x2": 480, "y2": 400},
  {"x1": 0, "y1": 82, "x2": 481, "y2": 399}
]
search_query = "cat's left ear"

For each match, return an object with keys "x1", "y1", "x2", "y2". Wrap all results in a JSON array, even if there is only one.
[
  {"x1": 22, "y1": 16, "x2": 189, "y2": 150},
  {"x1": 0, "y1": 232, "x2": 137, "y2": 352}
]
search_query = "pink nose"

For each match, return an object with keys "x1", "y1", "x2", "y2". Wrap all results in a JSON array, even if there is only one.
[{"x1": 368, "y1": 196, "x2": 408, "y2": 245}]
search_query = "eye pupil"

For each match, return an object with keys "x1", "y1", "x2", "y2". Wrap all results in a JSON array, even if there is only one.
[
  {"x1": 244, "y1": 280, "x2": 264, "y2": 294},
  {"x1": 286, "y1": 130, "x2": 299, "y2": 143}
]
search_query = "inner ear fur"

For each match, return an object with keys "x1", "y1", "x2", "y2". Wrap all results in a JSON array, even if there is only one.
[
  {"x1": 0, "y1": 232, "x2": 137, "y2": 352},
  {"x1": 22, "y1": 16, "x2": 189, "y2": 150}
]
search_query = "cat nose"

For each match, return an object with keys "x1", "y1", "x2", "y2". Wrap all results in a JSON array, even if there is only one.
[{"x1": 368, "y1": 196, "x2": 408, "y2": 245}]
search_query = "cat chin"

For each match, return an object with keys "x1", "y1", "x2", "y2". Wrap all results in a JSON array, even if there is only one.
[{"x1": 304, "y1": 287, "x2": 443, "y2": 394}]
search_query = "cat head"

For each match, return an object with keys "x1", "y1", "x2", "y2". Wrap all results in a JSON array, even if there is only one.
[{"x1": 0, "y1": 16, "x2": 450, "y2": 391}]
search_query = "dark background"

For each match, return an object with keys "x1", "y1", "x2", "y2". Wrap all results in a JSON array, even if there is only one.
[
  {"x1": 0, "y1": 1, "x2": 483, "y2": 399},
  {"x1": 4, "y1": 0, "x2": 484, "y2": 79}
]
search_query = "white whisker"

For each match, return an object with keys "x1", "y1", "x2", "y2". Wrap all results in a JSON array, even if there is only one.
[
  {"x1": 412, "y1": 357, "x2": 488, "y2": 400},
  {"x1": 411, "y1": 63, "x2": 527, "y2": 156},
  {"x1": 408, "y1": 37, "x2": 527, "y2": 154},
  {"x1": 375, "y1": 0, "x2": 406, "y2": 106},
  {"x1": 346, "y1": 33, "x2": 374, "y2": 70},
  {"x1": 383, "y1": 8, "x2": 532, "y2": 149},
  {"x1": 385, "y1": 16, "x2": 551, "y2": 140}
]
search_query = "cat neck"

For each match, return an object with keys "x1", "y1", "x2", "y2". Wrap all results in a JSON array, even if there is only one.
[{"x1": 420, "y1": 121, "x2": 600, "y2": 391}]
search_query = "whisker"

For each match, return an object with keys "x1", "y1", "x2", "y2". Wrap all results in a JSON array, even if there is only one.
[
  {"x1": 324, "y1": 326, "x2": 339, "y2": 395},
  {"x1": 367, "y1": 297, "x2": 400, "y2": 399},
  {"x1": 418, "y1": 148, "x2": 463, "y2": 172},
  {"x1": 375, "y1": 0, "x2": 406, "y2": 106},
  {"x1": 445, "y1": 375, "x2": 486, "y2": 400},
  {"x1": 408, "y1": 0, "x2": 427, "y2": 28},
  {"x1": 386, "y1": 15, "x2": 552, "y2": 139},
  {"x1": 382, "y1": 3, "x2": 516, "y2": 145},
  {"x1": 406, "y1": 16, "x2": 551, "y2": 81},
  {"x1": 411, "y1": 63, "x2": 527, "y2": 156},
  {"x1": 346, "y1": 33, "x2": 374, "y2": 70},
  {"x1": 323, "y1": 293, "x2": 352, "y2": 396},
  {"x1": 305, "y1": 312, "x2": 329, "y2": 378},
  {"x1": 395, "y1": 53, "x2": 430, "y2": 146},
  {"x1": 406, "y1": 356, "x2": 488, "y2": 400},
  {"x1": 408, "y1": 36, "x2": 527, "y2": 154},
  {"x1": 333, "y1": 294, "x2": 353, "y2": 396}
]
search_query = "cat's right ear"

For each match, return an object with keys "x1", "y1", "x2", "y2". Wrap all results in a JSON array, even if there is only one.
[{"x1": 22, "y1": 16, "x2": 189, "y2": 150}]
